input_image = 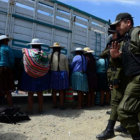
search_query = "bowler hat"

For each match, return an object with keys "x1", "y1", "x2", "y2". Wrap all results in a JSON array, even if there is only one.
[
  {"x1": 27, "y1": 38, "x2": 44, "y2": 45},
  {"x1": 50, "y1": 42, "x2": 64, "y2": 48},
  {"x1": 0, "y1": 35, "x2": 12, "y2": 41},
  {"x1": 83, "y1": 47, "x2": 94, "y2": 53}
]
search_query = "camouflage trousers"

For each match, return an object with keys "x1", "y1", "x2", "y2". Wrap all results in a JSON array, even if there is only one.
[
  {"x1": 109, "y1": 75, "x2": 127, "y2": 121},
  {"x1": 109, "y1": 87, "x2": 123, "y2": 121},
  {"x1": 117, "y1": 75, "x2": 140, "y2": 135}
]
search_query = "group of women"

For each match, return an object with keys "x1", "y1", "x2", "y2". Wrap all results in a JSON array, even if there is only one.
[{"x1": 0, "y1": 35, "x2": 110, "y2": 113}]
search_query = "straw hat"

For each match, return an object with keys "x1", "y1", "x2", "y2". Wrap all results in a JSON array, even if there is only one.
[
  {"x1": 27, "y1": 38, "x2": 44, "y2": 45},
  {"x1": 50, "y1": 42, "x2": 64, "y2": 48},
  {"x1": 71, "y1": 47, "x2": 84, "y2": 53},
  {"x1": 0, "y1": 35, "x2": 11, "y2": 41},
  {"x1": 83, "y1": 47, "x2": 94, "y2": 53}
]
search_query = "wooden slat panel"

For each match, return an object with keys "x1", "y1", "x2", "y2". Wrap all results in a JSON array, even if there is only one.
[
  {"x1": 14, "y1": 19, "x2": 33, "y2": 29},
  {"x1": 36, "y1": 31, "x2": 52, "y2": 40},
  {"x1": 0, "y1": 1, "x2": 8, "y2": 10},
  {"x1": 36, "y1": 24, "x2": 52, "y2": 34},
  {"x1": 55, "y1": 30, "x2": 68, "y2": 38},
  {"x1": 37, "y1": 12, "x2": 53, "y2": 24},
  {"x1": 0, "y1": 29, "x2": 5, "y2": 35},
  {"x1": 14, "y1": 33, "x2": 32, "y2": 42},
  {"x1": 0, "y1": 14, "x2": 7, "y2": 22},
  {"x1": 38, "y1": 4, "x2": 53, "y2": 15},
  {"x1": 92, "y1": 18, "x2": 105, "y2": 27},
  {"x1": 38, "y1": 38, "x2": 51, "y2": 46},
  {"x1": 55, "y1": 18, "x2": 69, "y2": 28},
  {"x1": 16, "y1": 0, "x2": 34, "y2": 8},
  {"x1": 74, "y1": 11, "x2": 89, "y2": 20},
  {"x1": 57, "y1": 5, "x2": 70, "y2": 13},
  {"x1": 74, "y1": 31, "x2": 87, "y2": 37},
  {"x1": 14, "y1": 25, "x2": 32, "y2": 36},
  {"x1": 54, "y1": 35, "x2": 68, "y2": 44},
  {"x1": 74, "y1": 25, "x2": 87, "y2": 33},
  {"x1": 0, "y1": 21, "x2": 6, "y2": 29},
  {"x1": 75, "y1": 18, "x2": 88, "y2": 26},
  {"x1": 15, "y1": 7, "x2": 34, "y2": 18},
  {"x1": 73, "y1": 40, "x2": 86, "y2": 46},
  {"x1": 39, "y1": 0, "x2": 54, "y2": 7},
  {"x1": 74, "y1": 34, "x2": 87, "y2": 42},
  {"x1": 56, "y1": 10, "x2": 70, "y2": 20}
]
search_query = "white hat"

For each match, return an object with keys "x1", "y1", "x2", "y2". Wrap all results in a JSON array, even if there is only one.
[
  {"x1": 83, "y1": 47, "x2": 94, "y2": 53},
  {"x1": 50, "y1": 42, "x2": 64, "y2": 48},
  {"x1": 71, "y1": 47, "x2": 84, "y2": 53},
  {"x1": 0, "y1": 35, "x2": 11, "y2": 41},
  {"x1": 27, "y1": 38, "x2": 44, "y2": 45}
]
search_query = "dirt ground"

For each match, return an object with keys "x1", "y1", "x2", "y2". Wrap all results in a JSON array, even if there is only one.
[{"x1": 0, "y1": 100, "x2": 131, "y2": 140}]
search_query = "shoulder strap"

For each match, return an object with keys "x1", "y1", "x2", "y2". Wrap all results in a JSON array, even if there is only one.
[{"x1": 124, "y1": 28, "x2": 140, "y2": 65}]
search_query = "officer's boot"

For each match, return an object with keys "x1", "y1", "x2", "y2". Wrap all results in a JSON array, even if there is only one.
[
  {"x1": 114, "y1": 124, "x2": 128, "y2": 134},
  {"x1": 132, "y1": 133, "x2": 140, "y2": 140},
  {"x1": 96, "y1": 120, "x2": 115, "y2": 139}
]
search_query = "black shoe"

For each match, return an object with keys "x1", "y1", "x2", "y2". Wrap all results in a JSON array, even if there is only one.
[
  {"x1": 132, "y1": 134, "x2": 140, "y2": 140},
  {"x1": 106, "y1": 110, "x2": 111, "y2": 115},
  {"x1": 114, "y1": 125, "x2": 128, "y2": 134},
  {"x1": 96, "y1": 129, "x2": 115, "y2": 140}
]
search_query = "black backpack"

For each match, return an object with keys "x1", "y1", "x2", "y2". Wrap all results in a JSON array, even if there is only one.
[{"x1": 0, "y1": 107, "x2": 30, "y2": 124}]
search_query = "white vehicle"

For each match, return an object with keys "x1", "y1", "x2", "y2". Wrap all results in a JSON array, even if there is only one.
[{"x1": 0, "y1": 0, "x2": 109, "y2": 59}]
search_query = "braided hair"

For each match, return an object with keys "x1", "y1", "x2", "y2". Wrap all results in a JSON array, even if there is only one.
[{"x1": 50, "y1": 47, "x2": 61, "y2": 71}]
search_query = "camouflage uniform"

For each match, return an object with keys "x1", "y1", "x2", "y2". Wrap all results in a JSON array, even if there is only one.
[
  {"x1": 117, "y1": 27, "x2": 140, "y2": 137},
  {"x1": 100, "y1": 43, "x2": 127, "y2": 122}
]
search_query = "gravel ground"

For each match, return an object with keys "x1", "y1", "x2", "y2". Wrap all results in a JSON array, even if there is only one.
[{"x1": 0, "y1": 102, "x2": 131, "y2": 140}]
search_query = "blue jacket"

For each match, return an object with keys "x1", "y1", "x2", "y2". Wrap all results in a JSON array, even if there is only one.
[{"x1": 0, "y1": 45, "x2": 15, "y2": 68}]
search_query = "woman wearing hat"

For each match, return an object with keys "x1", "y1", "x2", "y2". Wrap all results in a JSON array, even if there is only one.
[
  {"x1": 48, "y1": 42, "x2": 69, "y2": 109},
  {"x1": 19, "y1": 38, "x2": 49, "y2": 113},
  {"x1": 83, "y1": 47, "x2": 97, "y2": 107},
  {"x1": 71, "y1": 47, "x2": 88, "y2": 109},
  {"x1": 0, "y1": 35, "x2": 15, "y2": 106}
]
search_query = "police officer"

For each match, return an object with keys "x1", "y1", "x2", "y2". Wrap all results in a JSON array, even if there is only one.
[
  {"x1": 96, "y1": 25, "x2": 128, "y2": 139},
  {"x1": 110, "y1": 13, "x2": 140, "y2": 140}
]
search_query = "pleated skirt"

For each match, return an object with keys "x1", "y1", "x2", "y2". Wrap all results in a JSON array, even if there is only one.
[
  {"x1": 71, "y1": 72, "x2": 88, "y2": 92},
  {"x1": 50, "y1": 71, "x2": 69, "y2": 90}
]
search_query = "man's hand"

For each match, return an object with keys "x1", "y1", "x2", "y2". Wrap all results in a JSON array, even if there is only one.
[{"x1": 110, "y1": 41, "x2": 122, "y2": 58}]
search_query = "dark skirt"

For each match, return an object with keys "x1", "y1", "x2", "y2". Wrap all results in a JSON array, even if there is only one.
[
  {"x1": 87, "y1": 74, "x2": 97, "y2": 91},
  {"x1": 50, "y1": 71, "x2": 69, "y2": 90},
  {"x1": 0, "y1": 67, "x2": 14, "y2": 92},
  {"x1": 19, "y1": 71, "x2": 50, "y2": 92},
  {"x1": 97, "y1": 73, "x2": 109, "y2": 91}
]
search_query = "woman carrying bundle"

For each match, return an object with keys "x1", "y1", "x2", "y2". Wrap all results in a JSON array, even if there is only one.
[{"x1": 20, "y1": 38, "x2": 49, "y2": 113}]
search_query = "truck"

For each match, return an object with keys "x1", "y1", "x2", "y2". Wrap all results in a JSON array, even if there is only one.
[{"x1": 0, "y1": 0, "x2": 109, "y2": 59}]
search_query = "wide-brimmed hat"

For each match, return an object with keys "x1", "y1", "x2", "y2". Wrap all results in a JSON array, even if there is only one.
[
  {"x1": 83, "y1": 47, "x2": 94, "y2": 53},
  {"x1": 27, "y1": 38, "x2": 44, "y2": 45},
  {"x1": 111, "y1": 13, "x2": 133, "y2": 26},
  {"x1": 50, "y1": 42, "x2": 64, "y2": 48},
  {"x1": 0, "y1": 35, "x2": 11, "y2": 41},
  {"x1": 71, "y1": 47, "x2": 84, "y2": 53}
]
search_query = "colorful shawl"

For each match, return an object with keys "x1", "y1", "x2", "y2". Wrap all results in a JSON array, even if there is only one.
[{"x1": 23, "y1": 48, "x2": 49, "y2": 78}]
